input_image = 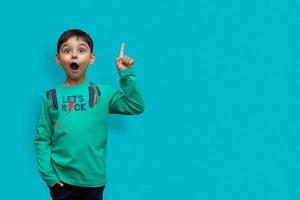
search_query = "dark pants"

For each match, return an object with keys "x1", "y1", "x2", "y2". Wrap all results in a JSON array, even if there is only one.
[{"x1": 48, "y1": 182, "x2": 105, "y2": 200}]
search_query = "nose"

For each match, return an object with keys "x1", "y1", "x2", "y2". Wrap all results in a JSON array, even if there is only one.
[{"x1": 71, "y1": 50, "x2": 78, "y2": 59}]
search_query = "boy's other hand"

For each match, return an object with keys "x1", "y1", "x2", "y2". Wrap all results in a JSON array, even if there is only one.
[
  {"x1": 57, "y1": 181, "x2": 64, "y2": 187},
  {"x1": 116, "y1": 42, "x2": 134, "y2": 71}
]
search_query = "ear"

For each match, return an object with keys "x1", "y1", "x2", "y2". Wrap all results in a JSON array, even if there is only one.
[
  {"x1": 55, "y1": 54, "x2": 61, "y2": 65},
  {"x1": 89, "y1": 52, "x2": 95, "y2": 64}
]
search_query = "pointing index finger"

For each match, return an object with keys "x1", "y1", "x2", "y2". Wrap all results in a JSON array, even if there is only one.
[{"x1": 119, "y1": 42, "x2": 125, "y2": 58}]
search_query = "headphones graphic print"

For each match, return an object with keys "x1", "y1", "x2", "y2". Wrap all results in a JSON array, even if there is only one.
[{"x1": 46, "y1": 82, "x2": 101, "y2": 111}]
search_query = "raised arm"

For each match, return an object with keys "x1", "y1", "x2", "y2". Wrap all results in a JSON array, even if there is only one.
[{"x1": 109, "y1": 43, "x2": 145, "y2": 114}]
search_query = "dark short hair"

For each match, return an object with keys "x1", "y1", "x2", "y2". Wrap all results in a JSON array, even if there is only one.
[{"x1": 57, "y1": 29, "x2": 93, "y2": 53}]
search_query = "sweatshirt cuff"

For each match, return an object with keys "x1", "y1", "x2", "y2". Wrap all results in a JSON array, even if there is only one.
[
  {"x1": 47, "y1": 181, "x2": 58, "y2": 187},
  {"x1": 47, "y1": 177, "x2": 59, "y2": 187},
  {"x1": 118, "y1": 67, "x2": 135, "y2": 78}
]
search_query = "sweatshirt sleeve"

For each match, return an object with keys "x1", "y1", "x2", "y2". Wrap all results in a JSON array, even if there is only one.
[
  {"x1": 34, "y1": 94, "x2": 59, "y2": 187},
  {"x1": 109, "y1": 67, "x2": 145, "y2": 115}
]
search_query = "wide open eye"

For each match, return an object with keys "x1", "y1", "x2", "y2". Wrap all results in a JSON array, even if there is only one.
[
  {"x1": 79, "y1": 48, "x2": 86, "y2": 53},
  {"x1": 63, "y1": 48, "x2": 71, "y2": 53}
]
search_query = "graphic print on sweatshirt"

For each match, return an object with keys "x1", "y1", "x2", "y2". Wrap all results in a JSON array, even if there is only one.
[{"x1": 62, "y1": 95, "x2": 87, "y2": 112}]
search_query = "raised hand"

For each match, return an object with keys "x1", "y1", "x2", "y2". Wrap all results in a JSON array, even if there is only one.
[{"x1": 115, "y1": 42, "x2": 134, "y2": 71}]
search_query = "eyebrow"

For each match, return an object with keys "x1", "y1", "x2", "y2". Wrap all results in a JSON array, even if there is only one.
[
  {"x1": 61, "y1": 43, "x2": 88, "y2": 48},
  {"x1": 61, "y1": 44, "x2": 69, "y2": 49},
  {"x1": 61, "y1": 42, "x2": 89, "y2": 49},
  {"x1": 78, "y1": 43, "x2": 88, "y2": 48}
]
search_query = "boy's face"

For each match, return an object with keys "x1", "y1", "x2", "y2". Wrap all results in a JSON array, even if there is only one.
[{"x1": 56, "y1": 36, "x2": 95, "y2": 82}]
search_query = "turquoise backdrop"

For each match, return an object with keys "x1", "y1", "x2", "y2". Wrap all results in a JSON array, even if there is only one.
[{"x1": 0, "y1": 0, "x2": 299, "y2": 199}]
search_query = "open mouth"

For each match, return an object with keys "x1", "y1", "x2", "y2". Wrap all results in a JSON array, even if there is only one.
[{"x1": 70, "y1": 62, "x2": 79, "y2": 71}]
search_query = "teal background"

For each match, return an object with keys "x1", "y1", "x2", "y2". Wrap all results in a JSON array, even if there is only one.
[{"x1": 0, "y1": 0, "x2": 299, "y2": 199}]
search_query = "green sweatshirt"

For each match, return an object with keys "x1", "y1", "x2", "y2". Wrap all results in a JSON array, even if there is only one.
[{"x1": 34, "y1": 67, "x2": 144, "y2": 187}]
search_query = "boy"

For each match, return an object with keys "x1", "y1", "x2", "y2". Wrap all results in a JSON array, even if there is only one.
[{"x1": 34, "y1": 29, "x2": 145, "y2": 200}]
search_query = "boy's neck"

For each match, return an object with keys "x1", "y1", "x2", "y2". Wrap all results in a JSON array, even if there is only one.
[{"x1": 64, "y1": 76, "x2": 87, "y2": 86}]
